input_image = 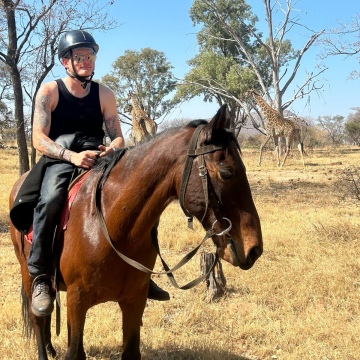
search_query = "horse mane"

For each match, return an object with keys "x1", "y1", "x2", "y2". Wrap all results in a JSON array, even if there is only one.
[
  {"x1": 91, "y1": 148, "x2": 127, "y2": 189},
  {"x1": 186, "y1": 119, "x2": 208, "y2": 128}
]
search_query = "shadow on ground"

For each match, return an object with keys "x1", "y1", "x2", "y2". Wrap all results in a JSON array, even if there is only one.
[
  {"x1": 142, "y1": 346, "x2": 254, "y2": 360},
  {"x1": 53, "y1": 345, "x2": 256, "y2": 360}
]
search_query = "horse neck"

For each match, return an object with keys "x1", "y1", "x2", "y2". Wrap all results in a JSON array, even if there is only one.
[{"x1": 103, "y1": 131, "x2": 187, "y2": 236}]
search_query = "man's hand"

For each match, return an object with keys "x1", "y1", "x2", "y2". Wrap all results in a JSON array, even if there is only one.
[
  {"x1": 97, "y1": 144, "x2": 116, "y2": 158},
  {"x1": 70, "y1": 150, "x2": 100, "y2": 169}
]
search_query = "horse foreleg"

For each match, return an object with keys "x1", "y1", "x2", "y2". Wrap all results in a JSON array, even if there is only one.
[
  {"x1": 64, "y1": 287, "x2": 87, "y2": 360},
  {"x1": 119, "y1": 291, "x2": 148, "y2": 360}
]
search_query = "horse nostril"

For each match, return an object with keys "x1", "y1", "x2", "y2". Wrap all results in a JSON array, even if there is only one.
[{"x1": 248, "y1": 246, "x2": 263, "y2": 263}]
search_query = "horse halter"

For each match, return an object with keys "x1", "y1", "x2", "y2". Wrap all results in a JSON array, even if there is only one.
[{"x1": 179, "y1": 124, "x2": 232, "y2": 235}]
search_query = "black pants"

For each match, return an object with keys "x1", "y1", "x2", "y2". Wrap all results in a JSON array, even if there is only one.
[{"x1": 28, "y1": 161, "x2": 75, "y2": 278}]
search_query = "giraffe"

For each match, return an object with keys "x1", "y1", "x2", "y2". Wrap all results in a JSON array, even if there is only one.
[
  {"x1": 125, "y1": 103, "x2": 152, "y2": 145},
  {"x1": 128, "y1": 92, "x2": 157, "y2": 136},
  {"x1": 247, "y1": 89, "x2": 305, "y2": 167}
]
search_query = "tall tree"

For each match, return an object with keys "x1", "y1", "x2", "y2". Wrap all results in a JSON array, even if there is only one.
[
  {"x1": 345, "y1": 109, "x2": 360, "y2": 146},
  {"x1": 176, "y1": 0, "x2": 262, "y2": 133},
  {"x1": 179, "y1": 0, "x2": 326, "y2": 132},
  {"x1": 0, "y1": 99, "x2": 13, "y2": 144},
  {"x1": 317, "y1": 115, "x2": 345, "y2": 145},
  {"x1": 0, "y1": 0, "x2": 116, "y2": 174},
  {"x1": 101, "y1": 47, "x2": 176, "y2": 128},
  {"x1": 175, "y1": 50, "x2": 260, "y2": 134}
]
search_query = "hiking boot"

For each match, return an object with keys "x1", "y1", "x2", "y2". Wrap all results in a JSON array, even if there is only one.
[
  {"x1": 148, "y1": 279, "x2": 170, "y2": 301},
  {"x1": 31, "y1": 275, "x2": 54, "y2": 317}
]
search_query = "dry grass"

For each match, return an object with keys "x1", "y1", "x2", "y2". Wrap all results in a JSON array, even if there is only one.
[{"x1": 0, "y1": 146, "x2": 359, "y2": 360}]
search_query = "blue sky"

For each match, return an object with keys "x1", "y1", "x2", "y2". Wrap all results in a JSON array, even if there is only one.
[{"x1": 54, "y1": 0, "x2": 360, "y2": 125}]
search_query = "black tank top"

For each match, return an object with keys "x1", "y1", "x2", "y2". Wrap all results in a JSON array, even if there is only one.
[{"x1": 49, "y1": 79, "x2": 105, "y2": 141}]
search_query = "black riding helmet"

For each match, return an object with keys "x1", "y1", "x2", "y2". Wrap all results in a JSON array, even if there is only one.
[{"x1": 58, "y1": 30, "x2": 99, "y2": 88}]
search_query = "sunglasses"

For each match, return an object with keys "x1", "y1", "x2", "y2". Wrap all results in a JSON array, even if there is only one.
[{"x1": 71, "y1": 53, "x2": 97, "y2": 63}]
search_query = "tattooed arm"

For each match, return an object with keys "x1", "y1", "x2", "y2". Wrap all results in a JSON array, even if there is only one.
[
  {"x1": 98, "y1": 84, "x2": 125, "y2": 157},
  {"x1": 32, "y1": 81, "x2": 101, "y2": 169},
  {"x1": 32, "y1": 82, "x2": 63, "y2": 159}
]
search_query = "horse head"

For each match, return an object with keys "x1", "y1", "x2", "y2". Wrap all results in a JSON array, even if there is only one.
[{"x1": 180, "y1": 104, "x2": 263, "y2": 270}]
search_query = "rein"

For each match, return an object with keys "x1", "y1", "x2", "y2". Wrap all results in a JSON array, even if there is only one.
[{"x1": 94, "y1": 125, "x2": 232, "y2": 290}]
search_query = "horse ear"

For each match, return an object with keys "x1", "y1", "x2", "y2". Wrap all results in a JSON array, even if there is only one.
[{"x1": 203, "y1": 104, "x2": 230, "y2": 141}]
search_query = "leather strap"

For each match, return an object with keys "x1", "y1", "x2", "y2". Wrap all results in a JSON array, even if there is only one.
[
  {"x1": 179, "y1": 125, "x2": 224, "y2": 225},
  {"x1": 179, "y1": 125, "x2": 204, "y2": 220},
  {"x1": 95, "y1": 171, "x2": 219, "y2": 289}
]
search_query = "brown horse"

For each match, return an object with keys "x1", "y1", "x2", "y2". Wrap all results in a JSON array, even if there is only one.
[{"x1": 9, "y1": 104, "x2": 263, "y2": 360}]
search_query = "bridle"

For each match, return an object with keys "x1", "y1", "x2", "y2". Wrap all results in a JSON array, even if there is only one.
[
  {"x1": 179, "y1": 124, "x2": 233, "y2": 231},
  {"x1": 95, "y1": 124, "x2": 236, "y2": 290}
]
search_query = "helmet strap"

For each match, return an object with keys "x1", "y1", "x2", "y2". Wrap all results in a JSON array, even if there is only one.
[
  {"x1": 66, "y1": 50, "x2": 95, "y2": 89},
  {"x1": 66, "y1": 69, "x2": 94, "y2": 89}
]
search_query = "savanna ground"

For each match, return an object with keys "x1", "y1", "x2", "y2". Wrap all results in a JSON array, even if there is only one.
[{"x1": 0, "y1": 145, "x2": 359, "y2": 360}]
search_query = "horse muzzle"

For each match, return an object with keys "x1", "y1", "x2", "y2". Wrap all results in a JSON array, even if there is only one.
[{"x1": 218, "y1": 235, "x2": 263, "y2": 270}]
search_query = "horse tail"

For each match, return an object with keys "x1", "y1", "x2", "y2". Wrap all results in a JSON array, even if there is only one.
[{"x1": 21, "y1": 283, "x2": 33, "y2": 339}]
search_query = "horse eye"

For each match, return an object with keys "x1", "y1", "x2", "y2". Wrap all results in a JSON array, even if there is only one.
[{"x1": 219, "y1": 169, "x2": 233, "y2": 180}]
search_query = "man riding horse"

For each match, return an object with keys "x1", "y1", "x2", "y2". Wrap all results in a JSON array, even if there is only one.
[{"x1": 11, "y1": 30, "x2": 169, "y2": 318}]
